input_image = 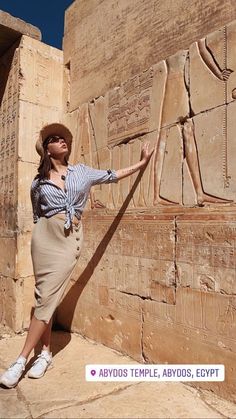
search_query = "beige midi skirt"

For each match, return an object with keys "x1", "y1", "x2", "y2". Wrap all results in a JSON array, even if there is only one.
[{"x1": 31, "y1": 214, "x2": 83, "y2": 324}]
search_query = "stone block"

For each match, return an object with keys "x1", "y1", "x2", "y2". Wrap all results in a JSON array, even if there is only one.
[
  {"x1": 91, "y1": 147, "x2": 113, "y2": 209},
  {"x1": 61, "y1": 108, "x2": 81, "y2": 165},
  {"x1": 143, "y1": 290, "x2": 236, "y2": 400},
  {"x1": 176, "y1": 220, "x2": 236, "y2": 294},
  {"x1": 159, "y1": 124, "x2": 183, "y2": 204},
  {"x1": 63, "y1": 0, "x2": 236, "y2": 109},
  {"x1": 18, "y1": 101, "x2": 61, "y2": 164},
  {"x1": 182, "y1": 159, "x2": 197, "y2": 206},
  {"x1": 161, "y1": 50, "x2": 189, "y2": 127},
  {"x1": 0, "y1": 9, "x2": 41, "y2": 56},
  {"x1": 0, "y1": 238, "x2": 16, "y2": 277},
  {"x1": 17, "y1": 160, "x2": 38, "y2": 230},
  {"x1": 88, "y1": 96, "x2": 108, "y2": 152},
  {"x1": 116, "y1": 143, "x2": 132, "y2": 208},
  {"x1": 0, "y1": 275, "x2": 24, "y2": 332},
  {"x1": 0, "y1": 45, "x2": 19, "y2": 235},
  {"x1": 192, "y1": 106, "x2": 235, "y2": 201},
  {"x1": 150, "y1": 282, "x2": 176, "y2": 304},
  {"x1": 189, "y1": 33, "x2": 225, "y2": 114},
  {"x1": 57, "y1": 215, "x2": 176, "y2": 352},
  {"x1": 106, "y1": 68, "x2": 153, "y2": 146},
  {"x1": 16, "y1": 232, "x2": 34, "y2": 279},
  {"x1": 139, "y1": 132, "x2": 157, "y2": 207},
  {"x1": 149, "y1": 61, "x2": 168, "y2": 132},
  {"x1": 19, "y1": 36, "x2": 63, "y2": 108},
  {"x1": 56, "y1": 281, "x2": 142, "y2": 361}
]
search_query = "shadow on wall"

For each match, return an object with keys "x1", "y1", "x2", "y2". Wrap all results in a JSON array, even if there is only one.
[{"x1": 55, "y1": 167, "x2": 146, "y2": 336}]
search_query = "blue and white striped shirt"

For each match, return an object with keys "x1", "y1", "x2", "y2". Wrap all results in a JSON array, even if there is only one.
[{"x1": 30, "y1": 163, "x2": 118, "y2": 229}]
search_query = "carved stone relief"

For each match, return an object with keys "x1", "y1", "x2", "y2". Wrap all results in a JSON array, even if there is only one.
[
  {"x1": 0, "y1": 45, "x2": 19, "y2": 234},
  {"x1": 86, "y1": 20, "x2": 236, "y2": 209}
]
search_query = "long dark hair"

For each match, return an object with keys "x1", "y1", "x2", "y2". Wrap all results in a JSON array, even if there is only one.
[{"x1": 35, "y1": 140, "x2": 68, "y2": 181}]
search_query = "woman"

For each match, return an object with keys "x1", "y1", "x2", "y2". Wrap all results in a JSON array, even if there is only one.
[{"x1": 0, "y1": 123, "x2": 153, "y2": 388}]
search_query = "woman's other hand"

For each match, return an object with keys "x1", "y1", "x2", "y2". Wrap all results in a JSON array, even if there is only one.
[
  {"x1": 141, "y1": 142, "x2": 155, "y2": 165},
  {"x1": 115, "y1": 141, "x2": 154, "y2": 181}
]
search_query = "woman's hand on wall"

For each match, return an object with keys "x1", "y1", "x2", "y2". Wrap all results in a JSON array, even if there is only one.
[
  {"x1": 140, "y1": 142, "x2": 154, "y2": 164},
  {"x1": 115, "y1": 142, "x2": 154, "y2": 181}
]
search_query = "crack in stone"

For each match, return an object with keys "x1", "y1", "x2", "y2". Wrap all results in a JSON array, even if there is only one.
[
  {"x1": 184, "y1": 51, "x2": 194, "y2": 118},
  {"x1": 87, "y1": 102, "x2": 97, "y2": 149},
  {"x1": 108, "y1": 129, "x2": 151, "y2": 147},
  {"x1": 117, "y1": 289, "x2": 176, "y2": 305},
  {"x1": 196, "y1": 388, "x2": 229, "y2": 418},
  {"x1": 118, "y1": 290, "x2": 154, "y2": 300},
  {"x1": 17, "y1": 158, "x2": 38, "y2": 165},
  {"x1": 174, "y1": 216, "x2": 179, "y2": 294},
  {"x1": 36, "y1": 383, "x2": 141, "y2": 418},
  {"x1": 19, "y1": 98, "x2": 60, "y2": 110},
  {"x1": 16, "y1": 385, "x2": 33, "y2": 419},
  {"x1": 141, "y1": 306, "x2": 149, "y2": 363}
]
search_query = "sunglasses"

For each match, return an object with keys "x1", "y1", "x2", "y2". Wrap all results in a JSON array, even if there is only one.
[{"x1": 44, "y1": 135, "x2": 66, "y2": 146}]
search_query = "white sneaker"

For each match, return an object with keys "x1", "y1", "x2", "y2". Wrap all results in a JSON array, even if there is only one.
[
  {"x1": 28, "y1": 350, "x2": 53, "y2": 379},
  {"x1": 0, "y1": 356, "x2": 26, "y2": 388}
]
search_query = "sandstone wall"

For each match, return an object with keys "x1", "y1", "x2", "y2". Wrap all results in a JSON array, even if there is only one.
[
  {"x1": 63, "y1": 0, "x2": 236, "y2": 109},
  {"x1": 57, "y1": 8, "x2": 236, "y2": 402},
  {"x1": 1, "y1": 1, "x2": 236, "y2": 404},
  {"x1": 0, "y1": 35, "x2": 64, "y2": 330}
]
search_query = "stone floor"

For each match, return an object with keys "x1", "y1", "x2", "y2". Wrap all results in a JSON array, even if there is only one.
[{"x1": 0, "y1": 328, "x2": 236, "y2": 419}]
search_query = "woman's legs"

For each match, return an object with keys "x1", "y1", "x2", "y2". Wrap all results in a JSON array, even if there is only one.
[
  {"x1": 41, "y1": 317, "x2": 53, "y2": 352},
  {"x1": 19, "y1": 315, "x2": 52, "y2": 360},
  {"x1": 0, "y1": 315, "x2": 53, "y2": 388}
]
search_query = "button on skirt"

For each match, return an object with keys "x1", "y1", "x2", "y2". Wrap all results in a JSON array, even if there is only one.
[{"x1": 30, "y1": 214, "x2": 83, "y2": 324}]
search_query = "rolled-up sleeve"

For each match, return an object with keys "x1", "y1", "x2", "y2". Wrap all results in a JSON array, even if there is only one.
[
  {"x1": 30, "y1": 179, "x2": 41, "y2": 223},
  {"x1": 82, "y1": 164, "x2": 118, "y2": 186}
]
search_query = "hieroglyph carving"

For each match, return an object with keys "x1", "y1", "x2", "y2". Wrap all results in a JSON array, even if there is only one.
[
  {"x1": 107, "y1": 68, "x2": 153, "y2": 145},
  {"x1": 0, "y1": 47, "x2": 19, "y2": 233}
]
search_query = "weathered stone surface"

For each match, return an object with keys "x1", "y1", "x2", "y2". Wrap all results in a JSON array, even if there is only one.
[
  {"x1": 0, "y1": 34, "x2": 63, "y2": 330},
  {"x1": 0, "y1": 276, "x2": 24, "y2": 332},
  {"x1": 63, "y1": 0, "x2": 236, "y2": 109},
  {"x1": 161, "y1": 51, "x2": 189, "y2": 127},
  {"x1": 16, "y1": 232, "x2": 34, "y2": 279},
  {"x1": 142, "y1": 287, "x2": 236, "y2": 401},
  {"x1": 18, "y1": 102, "x2": 63, "y2": 165},
  {"x1": 0, "y1": 238, "x2": 16, "y2": 279},
  {"x1": 75, "y1": 53, "x2": 187, "y2": 150},
  {"x1": 0, "y1": 391, "x2": 30, "y2": 418},
  {"x1": 18, "y1": 36, "x2": 64, "y2": 165},
  {"x1": 0, "y1": 9, "x2": 41, "y2": 56},
  {"x1": 1, "y1": 332, "x2": 235, "y2": 418},
  {"x1": 2, "y1": 2, "x2": 236, "y2": 406},
  {"x1": 0, "y1": 44, "x2": 19, "y2": 237},
  {"x1": 159, "y1": 125, "x2": 183, "y2": 204},
  {"x1": 189, "y1": 35, "x2": 225, "y2": 114},
  {"x1": 190, "y1": 20, "x2": 236, "y2": 113},
  {"x1": 176, "y1": 220, "x2": 236, "y2": 294},
  {"x1": 19, "y1": 36, "x2": 63, "y2": 108},
  {"x1": 192, "y1": 104, "x2": 236, "y2": 199},
  {"x1": 56, "y1": 215, "x2": 176, "y2": 359}
]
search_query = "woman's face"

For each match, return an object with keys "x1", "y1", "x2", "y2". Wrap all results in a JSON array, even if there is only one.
[{"x1": 46, "y1": 136, "x2": 69, "y2": 158}]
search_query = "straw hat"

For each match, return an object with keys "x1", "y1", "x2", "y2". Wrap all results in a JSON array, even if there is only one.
[{"x1": 36, "y1": 123, "x2": 73, "y2": 158}]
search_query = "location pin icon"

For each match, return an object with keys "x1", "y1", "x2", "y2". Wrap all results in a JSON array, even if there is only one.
[{"x1": 91, "y1": 369, "x2": 96, "y2": 376}]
